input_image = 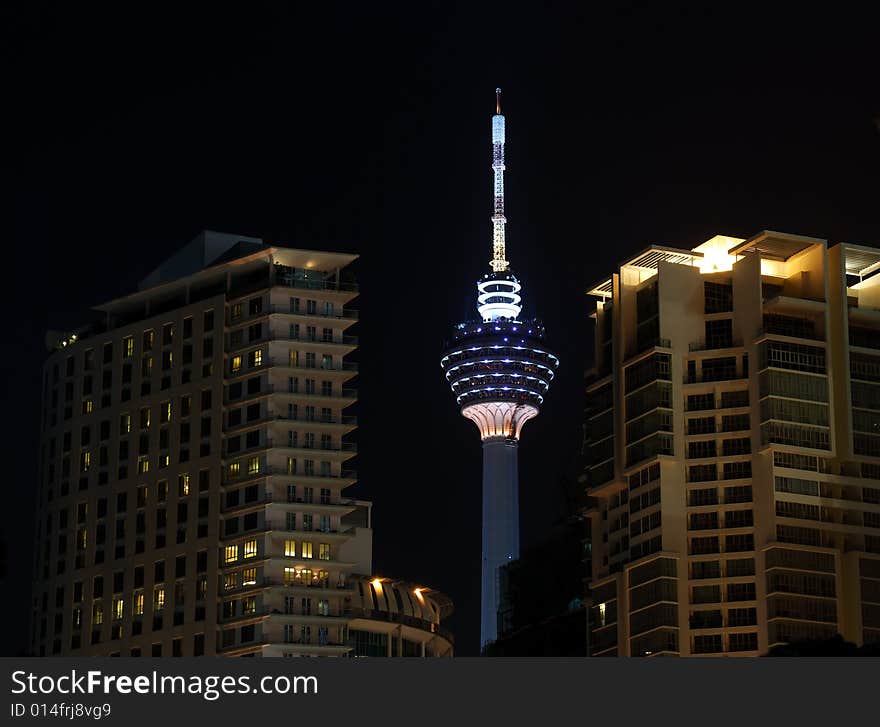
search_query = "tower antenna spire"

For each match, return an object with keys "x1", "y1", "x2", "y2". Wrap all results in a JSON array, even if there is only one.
[{"x1": 490, "y1": 87, "x2": 509, "y2": 274}]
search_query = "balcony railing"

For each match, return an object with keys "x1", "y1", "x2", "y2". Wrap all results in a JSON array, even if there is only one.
[
  {"x1": 225, "y1": 413, "x2": 358, "y2": 431},
  {"x1": 756, "y1": 326, "x2": 824, "y2": 342},
  {"x1": 689, "y1": 338, "x2": 743, "y2": 352},
  {"x1": 227, "y1": 333, "x2": 358, "y2": 355},
  {"x1": 227, "y1": 385, "x2": 357, "y2": 404},
  {"x1": 270, "y1": 304, "x2": 359, "y2": 319},
  {"x1": 222, "y1": 466, "x2": 357, "y2": 484},
  {"x1": 344, "y1": 607, "x2": 454, "y2": 644}
]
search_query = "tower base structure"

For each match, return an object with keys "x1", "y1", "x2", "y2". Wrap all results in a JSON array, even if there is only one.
[{"x1": 480, "y1": 436, "x2": 520, "y2": 649}]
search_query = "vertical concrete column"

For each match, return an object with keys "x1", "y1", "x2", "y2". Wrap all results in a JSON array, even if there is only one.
[{"x1": 481, "y1": 436, "x2": 520, "y2": 649}]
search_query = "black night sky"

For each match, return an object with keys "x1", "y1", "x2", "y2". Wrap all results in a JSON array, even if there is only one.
[{"x1": 4, "y1": 3, "x2": 880, "y2": 656}]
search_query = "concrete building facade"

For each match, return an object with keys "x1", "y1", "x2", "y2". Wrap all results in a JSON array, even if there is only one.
[
  {"x1": 31, "y1": 231, "x2": 452, "y2": 657},
  {"x1": 584, "y1": 230, "x2": 880, "y2": 656}
]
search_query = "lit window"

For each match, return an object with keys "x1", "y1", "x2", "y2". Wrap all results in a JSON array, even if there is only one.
[
  {"x1": 301, "y1": 542, "x2": 313, "y2": 559},
  {"x1": 286, "y1": 457, "x2": 296, "y2": 475},
  {"x1": 92, "y1": 602, "x2": 103, "y2": 626},
  {"x1": 242, "y1": 568, "x2": 257, "y2": 586},
  {"x1": 232, "y1": 355, "x2": 242, "y2": 373},
  {"x1": 83, "y1": 400, "x2": 93, "y2": 414},
  {"x1": 178, "y1": 473, "x2": 190, "y2": 496},
  {"x1": 77, "y1": 528, "x2": 87, "y2": 551},
  {"x1": 154, "y1": 587, "x2": 165, "y2": 610},
  {"x1": 243, "y1": 539, "x2": 257, "y2": 558},
  {"x1": 228, "y1": 462, "x2": 241, "y2": 478},
  {"x1": 224, "y1": 545, "x2": 238, "y2": 564},
  {"x1": 123, "y1": 336, "x2": 134, "y2": 358},
  {"x1": 289, "y1": 350, "x2": 298, "y2": 367},
  {"x1": 81, "y1": 450, "x2": 91, "y2": 472},
  {"x1": 120, "y1": 413, "x2": 131, "y2": 434},
  {"x1": 112, "y1": 598, "x2": 123, "y2": 621},
  {"x1": 284, "y1": 540, "x2": 296, "y2": 557},
  {"x1": 223, "y1": 574, "x2": 236, "y2": 591},
  {"x1": 231, "y1": 303, "x2": 242, "y2": 320},
  {"x1": 159, "y1": 454, "x2": 170, "y2": 468},
  {"x1": 318, "y1": 543, "x2": 330, "y2": 561},
  {"x1": 72, "y1": 607, "x2": 82, "y2": 627},
  {"x1": 161, "y1": 401, "x2": 172, "y2": 423},
  {"x1": 138, "y1": 456, "x2": 150, "y2": 474},
  {"x1": 284, "y1": 567, "x2": 296, "y2": 585},
  {"x1": 253, "y1": 350, "x2": 262, "y2": 367},
  {"x1": 140, "y1": 408, "x2": 151, "y2": 428},
  {"x1": 133, "y1": 592, "x2": 144, "y2": 615},
  {"x1": 143, "y1": 330, "x2": 154, "y2": 350},
  {"x1": 243, "y1": 596, "x2": 256, "y2": 615},
  {"x1": 247, "y1": 457, "x2": 260, "y2": 475}
]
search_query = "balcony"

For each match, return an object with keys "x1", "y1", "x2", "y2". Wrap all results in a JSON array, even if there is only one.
[
  {"x1": 266, "y1": 521, "x2": 354, "y2": 538},
  {"x1": 756, "y1": 326, "x2": 824, "y2": 343},
  {"x1": 270, "y1": 358, "x2": 359, "y2": 374},
  {"x1": 222, "y1": 466, "x2": 357, "y2": 485},
  {"x1": 225, "y1": 412, "x2": 358, "y2": 433},
  {"x1": 689, "y1": 338, "x2": 743, "y2": 352},
  {"x1": 270, "y1": 304, "x2": 359, "y2": 320},
  {"x1": 345, "y1": 607, "x2": 454, "y2": 644},
  {"x1": 227, "y1": 334, "x2": 358, "y2": 359}
]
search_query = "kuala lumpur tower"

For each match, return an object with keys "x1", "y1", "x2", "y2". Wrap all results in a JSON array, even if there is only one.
[{"x1": 440, "y1": 89, "x2": 560, "y2": 650}]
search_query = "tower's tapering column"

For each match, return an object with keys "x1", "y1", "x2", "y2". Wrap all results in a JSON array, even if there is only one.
[
  {"x1": 480, "y1": 436, "x2": 519, "y2": 649},
  {"x1": 462, "y1": 400, "x2": 537, "y2": 648}
]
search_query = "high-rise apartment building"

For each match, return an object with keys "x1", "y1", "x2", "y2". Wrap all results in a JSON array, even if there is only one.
[
  {"x1": 31, "y1": 231, "x2": 452, "y2": 657},
  {"x1": 584, "y1": 230, "x2": 880, "y2": 656}
]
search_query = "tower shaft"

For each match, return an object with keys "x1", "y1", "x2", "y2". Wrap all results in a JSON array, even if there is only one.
[{"x1": 480, "y1": 437, "x2": 520, "y2": 648}]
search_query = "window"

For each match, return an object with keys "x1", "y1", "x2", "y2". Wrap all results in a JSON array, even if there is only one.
[
  {"x1": 243, "y1": 539, "x2": 257, "y2": 558},
  {"x1": 251, "y1": 349, "x2": 262, "y2": 368},
  {"x1": 123, "y1": 337, "x2": 134, "y2": 358},
  {"x1": 140, "y1": 408, "x2": 151, "y2": 429},
  {"x1": 224, "y1": 545, "x2": 238, "y2": 564},
  {"x1": 301, "y1": 542, "x2": 313, "y2": 559},
  {"x1": 318, "y1": 543, "x2": 330, "y2": 560},
  {"x1": 224, "y1": 574, "x2": 236, "y2": 591},
  {"x1": 154, "y1": 587, "x2": 165, "y2": 610},
  {"x1": 178, "y1": 473, "x2": 190, "y2": 496},
  {"x1": 161, "y1": 401, "x2": 172, "y2": 423},
  {"x1": 243, "y1": 597, "x2": 256, "y2": 616},
  {"x1": 231, "y1": 356, "x2": 242, "y2": 373},
  {"x1": 242, "y1": 568, "x2": 257, "y2": 586},
  {"x1": 704, "y1": 281, "x2": 733, "y2": 314},
  {"x1": 284, "y1": 567, "x2": 296, "y2": 585},
  {"x1": 228, "y1": 462, "x2": 241, "y2": 478},
  {"x1": 247, "y1": 457, "x2": 260, "y2": 475}
]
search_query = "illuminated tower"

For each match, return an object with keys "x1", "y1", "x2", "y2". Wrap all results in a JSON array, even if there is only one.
[{"x1": 440, "y1": 90, "x2": 560, "y2": 649}]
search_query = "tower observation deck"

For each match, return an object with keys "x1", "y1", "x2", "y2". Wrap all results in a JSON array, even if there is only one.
[{"x1": 440, "y1": 90, "x2": 559, "y2": 650}]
